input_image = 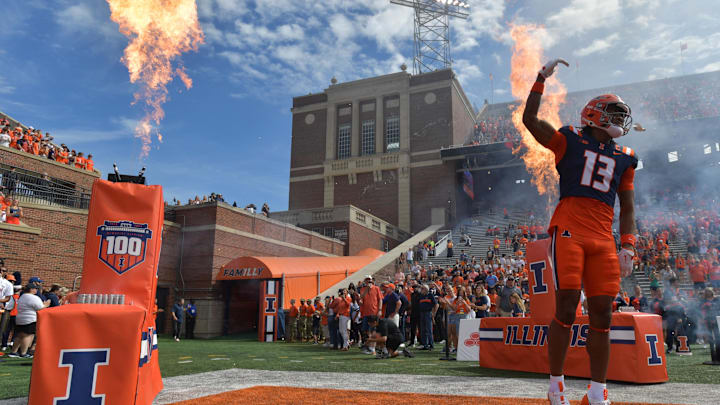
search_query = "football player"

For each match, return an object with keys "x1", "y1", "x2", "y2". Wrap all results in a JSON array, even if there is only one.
[{"x1": 522, "y1": 59, "x2": 638, "y2": 405}]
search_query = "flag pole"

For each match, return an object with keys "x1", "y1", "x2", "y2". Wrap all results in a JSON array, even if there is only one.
[
  {"x1": 680, "y1": 43, "x2": 687, "y2": 76},
  {"x1": 490, "y1": 73, "x2": 494, "y2": 105}
]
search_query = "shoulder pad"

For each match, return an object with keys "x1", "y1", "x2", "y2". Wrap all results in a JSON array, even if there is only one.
[
  {"x1": 559, "y1": 125, "x2": 581, "y2": 136},
  {"x1": 614, "y1": 144, "x2": 637, "y2": 158}
]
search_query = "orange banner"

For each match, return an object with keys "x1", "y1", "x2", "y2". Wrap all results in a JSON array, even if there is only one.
[
  {"x1": 477, "y1": 239, "x2": 668, "y2": 383},
  {"x1": 30, "y1": 179, "x2": 164, "y2": 404},
  {"x1": 79, "y1": 179, "x2": 164, "y2": 312},
  {"x1": 478, "y1": 313, "x2": 668, "y2": 383}
]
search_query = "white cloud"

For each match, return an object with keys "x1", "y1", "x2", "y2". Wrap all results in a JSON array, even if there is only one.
[
  {"x1": 574, "y1": 33, "x2": 620, "y2": 57},
  {"x1": 51, "y1": 116, "x2": 139, "y2": 145},
  {"x1": 697, "y1": 62, "x2": 720, "y2": 73},
  {"x1": 0, "y1": 75, "x2": 15, "y2": 94},
  {"x1": 633, "y1": 15, "x2": 652, "y2": 28},
  {"x1": 453, "y1": 59, "x2": 483, "y2": 85},
  {"x1": 546, "y1": 0, "x2": 621, "y2": 39},
  {"x1": 330, "y1": 14, "x2": 355, "y2": 43},
  {"x1": 359, "y1": 6, "x2": 413, "y2": 53},
  {"x1": 492, "y1": 52, "x2": 502, "y2": 65},
  {"x1": 647, "y1": 67, "x2": 675, "y2": 81},
  {"x1": 628, "y1": 31, "x2": 720, "y2": 62},
  {"x1": 55, "y1": 3, "x2": 119, "y2": 39},
  {"x1": 493, "y1": 88, "x2": 508, "y2": 95},
  {"x1": 612, "y1": 70, "x2": 623, "y2": 77},
  {"x1": 453, "y1": 0, "x2": 506, "y2": 50}
]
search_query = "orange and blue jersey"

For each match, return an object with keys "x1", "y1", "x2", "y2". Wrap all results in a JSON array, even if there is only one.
[{"x1": 547, "y1": 126, "x2": 637, "y2": 239}]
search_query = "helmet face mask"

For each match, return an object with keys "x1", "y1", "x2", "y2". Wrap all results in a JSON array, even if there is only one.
[{"x1": 581, "y1": 94, "x2": 633, "y2": 138}]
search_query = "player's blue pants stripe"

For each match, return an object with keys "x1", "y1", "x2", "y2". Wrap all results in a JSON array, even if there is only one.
[{"x1": 551, "y1": 228, "x2": 560, "y2": 291}]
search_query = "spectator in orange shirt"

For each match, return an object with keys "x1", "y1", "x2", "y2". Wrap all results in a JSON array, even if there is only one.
[
  {"x1": 321, "y1": 296, "x2": 331, "y2": 346},
  {"x1": 304, "y1": 298, "x2": 315, "y2": 341},
  {"x1": 74, "y1": 152, "x2": 86, "y2": 170},
  {"x1": 298, "y1": 298, "x2": 308, "y2": 342},
  {"x1": 336, "y1": 289, "x2": 352, "y2": 350},
  {"x1": 488, "y1": 287, "x2": 499, "y2": 316},
  {"x1": 5, "y1": 199, "x2": 22, "y2": 225},
  {"x1": 312, "y1": 297, "x2": 324, "y2": 344},
  {"x1": 690, "y1": 260, "x2": 708, "y2": 290},
  {"x1": 359, "y1": 276, "x2": 383, "y2": 354},
  {"x1": 286, "y1": 299, "x2": 298, "y2": 342},
  {"x1": 85, "y1": 154, "x2": 95, "y2": 171}
]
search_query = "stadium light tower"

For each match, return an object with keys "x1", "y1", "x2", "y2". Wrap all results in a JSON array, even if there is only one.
[{"x1": 390, "y1": 0, "x2": 470, "y2": 74}]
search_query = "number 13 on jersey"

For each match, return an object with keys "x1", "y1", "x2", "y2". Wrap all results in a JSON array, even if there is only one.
[{"x1": 580, "y1": 150, "x2": 615, "y2": 192}]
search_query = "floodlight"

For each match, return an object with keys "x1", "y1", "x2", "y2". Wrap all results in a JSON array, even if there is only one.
[{"x1": 390, "y1": 0, "x2": 470, "y2": 73}]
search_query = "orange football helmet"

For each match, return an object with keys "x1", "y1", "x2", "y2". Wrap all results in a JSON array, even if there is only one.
[{"x1": 580, "y1": 94, "x2": 632, "y2": 138}]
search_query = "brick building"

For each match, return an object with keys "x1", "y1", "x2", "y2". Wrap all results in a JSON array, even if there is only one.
[
  {"x1": 0, "y1": 68, "x2": 482, "y2": 339},
  {"x1": 288, "y1": 68, "x2": 477, "y2": 234},
  {"x1": 2, "y1": 143, "x2": 354, "y2": 337}
]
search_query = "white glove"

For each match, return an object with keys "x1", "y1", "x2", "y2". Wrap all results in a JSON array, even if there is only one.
[
  {"x1": 538, "y1": 58, "x2": 569, "y2": 79},
  {"x1": 618, "y1": 248, "x2": 635, "y2": 277}
]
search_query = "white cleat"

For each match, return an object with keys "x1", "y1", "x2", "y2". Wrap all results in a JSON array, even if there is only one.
[{"x1": 547, "y1": 390, "x2": 570, "y2": 405}]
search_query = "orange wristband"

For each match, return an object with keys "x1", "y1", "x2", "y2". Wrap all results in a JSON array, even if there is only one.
[
  {"x1": 531, "y1": 81, "x2": 544, "y2": 94},
  {"x1": 621, "y1": 234, "x2": 636, "y2": 247}
]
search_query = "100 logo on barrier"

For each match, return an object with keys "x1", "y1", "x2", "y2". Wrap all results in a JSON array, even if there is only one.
[{"x1": 97, "y1": 220, "x2": 153, "y2": 275}]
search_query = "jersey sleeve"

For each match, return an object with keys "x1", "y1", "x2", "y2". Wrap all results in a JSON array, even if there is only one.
[
  {"x1": 545, "y1": 131, "x2": 567, "y2": 164},
  {"x1": 618, "y1": 166, "x2": 635, "y2": 191}
]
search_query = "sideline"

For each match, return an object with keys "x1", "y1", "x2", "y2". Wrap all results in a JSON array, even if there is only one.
[{"x1": 1, "y1": 368, "x2": 715, "y2": 405}]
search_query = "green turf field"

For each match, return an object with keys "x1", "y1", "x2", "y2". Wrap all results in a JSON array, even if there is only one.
[{"x1": 1, "y1": 334, "x2": 719, "y2": 400}]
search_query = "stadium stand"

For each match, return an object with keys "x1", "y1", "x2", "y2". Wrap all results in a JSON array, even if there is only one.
[
  {"x1": 468, "y1": 70, "x2": 720, "y2": 146},
  {"x1": 0, "y1": 112, "x2": 96, "y2": 172}
]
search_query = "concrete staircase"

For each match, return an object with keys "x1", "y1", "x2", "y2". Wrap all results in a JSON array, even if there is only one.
[
  {"x1": 414, "y1": 209, "x2": 535, "y2": 268},
  {"x1": 632, "y1": 207, "x2": 692, "y2": 297},
  {"x1": 318, "y1": 224, "x2": 444, "y2": 297}
]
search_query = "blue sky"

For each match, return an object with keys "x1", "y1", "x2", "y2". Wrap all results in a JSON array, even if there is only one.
[{"x1": 1, "y1": 0, "x2": 718, "y2": 210}]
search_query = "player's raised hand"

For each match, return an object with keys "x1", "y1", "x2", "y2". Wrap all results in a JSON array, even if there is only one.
[
  {"x1": 618, "y1": 248, "x2": 635, "y2": 278},
  {"x1": 538, "y1": 58, "x2": 569, "y2": 79}
]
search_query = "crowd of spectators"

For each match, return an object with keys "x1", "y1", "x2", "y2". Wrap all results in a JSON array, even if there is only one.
[
  {"x1": 629, "y1": 186, "x2": 720, "y2": 353},
  {"x1": 470, "y1": 71, "x2": 720, "y2": 146},
  {"x1": 279, "y1": 191, "x2": 720, "y2": 358},
  {"x1": 282, "y1": 232, "x2": 537, "y2": 358},
  {"x1": 167, "y1": 194, "x2": 271, "y2": 216},
  {"x1": 0, "y1": 117, "x2": 95, "y2": 172},
  {"x1": 0, "y1": 187, "x2": 23, "y2": 225},
  {"x1": 0, "y1": 263, "x2": 71, "y2": 358}
]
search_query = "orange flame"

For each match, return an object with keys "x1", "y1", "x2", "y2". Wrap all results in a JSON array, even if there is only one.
[
  {"x1": 107, "y1": 0, "x2": 204, "y2": 158},
  {"x1": 509, "y1": 23, "x2": 567, "y2": 199}
]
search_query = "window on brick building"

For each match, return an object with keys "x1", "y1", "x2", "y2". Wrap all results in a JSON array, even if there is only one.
[
  {"x1": 324, "y1": 227, "x2": 334, "y2": 238},
  {"x1": 385, "y1": 116, "x2": 399, "y2": 152},
  {"x1": 337, "y1": 124, "x2": 351, "y2": 159},
  {"x1": 381, "y1": 239, "x2": 389, "y2": 252},
  {"x1": 361, "y1": 120, "x2": 375, "y2": 155},
  {"x1": 312, "y1": 227, "x2": 321, "y2": 234}
]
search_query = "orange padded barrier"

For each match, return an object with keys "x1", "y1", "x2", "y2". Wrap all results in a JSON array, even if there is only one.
[
  {"x1": 478, "y1": 239, "x2": 668, "y2": 383},
  {"x1": 29, "y1": 179, "x2": 164, "y2": 404}
]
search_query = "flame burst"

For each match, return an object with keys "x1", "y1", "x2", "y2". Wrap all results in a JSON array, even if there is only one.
[
  {"x1": 107, "y1": 0, "x2": 204, "y2": 157},
  {"x1": 509, "y1": 24, "x2": 567, "y2": 199}
]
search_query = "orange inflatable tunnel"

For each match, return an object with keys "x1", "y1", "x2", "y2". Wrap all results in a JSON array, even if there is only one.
[
  {"x1": 478, "y1": 239, "x2": 668, "y2": 384},
  {"x1": 29, "y1": 179, "x2": 164, "y2": 404},
  {"x1": 218, "y1": 248, "x2": 384, "y2": 342}
]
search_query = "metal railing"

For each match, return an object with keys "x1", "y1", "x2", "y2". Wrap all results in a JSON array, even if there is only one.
[{"x1": 0, "y1": 166, "x2": 91, "y2": 209}]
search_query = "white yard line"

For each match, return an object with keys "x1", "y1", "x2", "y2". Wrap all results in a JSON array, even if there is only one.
[
  {"x1": 152, "y1": 368, "x2": 717, "y2": 405},
  {"x1": 1, "y1": 368, "x2": 715, "y2": 405}
]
